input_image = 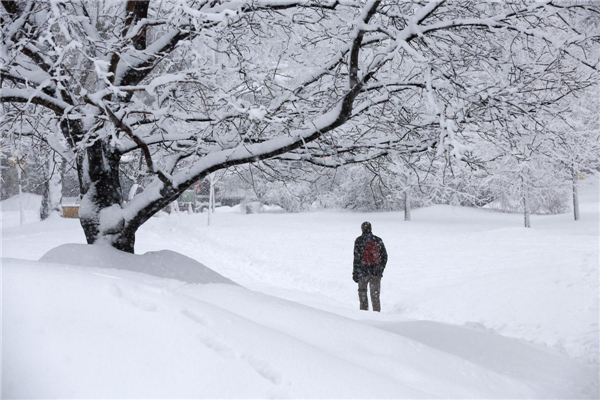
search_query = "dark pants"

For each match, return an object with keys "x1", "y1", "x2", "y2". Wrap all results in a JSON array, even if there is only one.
[{"x1": 358, "y1": 275, "x2": 381, "y2": 312}]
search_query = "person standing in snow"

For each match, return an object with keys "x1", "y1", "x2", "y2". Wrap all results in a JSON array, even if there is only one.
[{"x1": 353, "y1": 221, "x2": 388, "y2": 312}]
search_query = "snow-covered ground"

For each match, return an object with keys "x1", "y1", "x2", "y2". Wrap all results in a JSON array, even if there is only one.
[{"x1": 2, "y1": 176, "x2": 598, "y2": 398}]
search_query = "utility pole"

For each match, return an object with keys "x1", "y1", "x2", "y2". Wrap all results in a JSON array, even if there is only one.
[{"x1": 572, "y1": 164, "x2": 580, "y2": 221}]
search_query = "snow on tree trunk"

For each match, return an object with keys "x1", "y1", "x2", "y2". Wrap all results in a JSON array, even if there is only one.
[
  {"x1": 41, "y1": 152, "x2": 63, "y2": 220},
  {"x1": 128, "y1": 184, "x2": 139, "y2": 202},
  {"x1": 572, "y1": 168, "x2": 580, "y2": 221},
  {"x1": 404, "y1": 190, "x2": 411, "y2": 222},
  {"x1": 77, "y1": 140, "x2": 133, "y2": 252}
]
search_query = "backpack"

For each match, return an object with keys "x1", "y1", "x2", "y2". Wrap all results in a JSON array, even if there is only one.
[{"x1": 362, "y1": 239, "x2": 381, "y2": 266}]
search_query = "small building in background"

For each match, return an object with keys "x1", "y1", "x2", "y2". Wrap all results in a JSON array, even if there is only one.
[{"x1": 61, "y1": 197, "x2": 80, "y2": 218}]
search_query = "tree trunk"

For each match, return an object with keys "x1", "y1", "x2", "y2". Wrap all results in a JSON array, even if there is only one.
[
  {"x1": 572, "y1": 167, "x2": 580, "y2": 221},
  {"x1": 73, "y1": 133, "x2": 193, "y2": 253},
  {"x1": 17, "y1": 166, "x2": 24, "y2": 226},
  {"x1": 77, "y1": 139, "x2": 132, "y2": 251},
  {"x1": 210, "y1": 173, "x2": 216, "y2": 213},
  {"x1": 41, "y1": 152, "x2": 63, "y2": 220},
  {"x1": 522, "y1": 175, "x2": 530, "y2": 228},
  {"x1": 404, "y1": 190, "x2": 411, "y2": 221},
  {"x1": 40, "y1": 183, "x2": 50, "y2": 220},
  {"x1": 207, "y1": 173, "x2": 214, "y2": 226}
]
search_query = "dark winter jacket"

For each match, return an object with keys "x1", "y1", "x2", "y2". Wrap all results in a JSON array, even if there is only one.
[{"x1": 353, "y1": 232, "x2": 388, "y2": 281}]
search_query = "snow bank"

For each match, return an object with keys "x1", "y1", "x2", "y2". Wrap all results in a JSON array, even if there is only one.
[
  {"x1": 4, "y1": 258, "x2": 598, "y2": 398},
  {"x1": 261, "y1": 204, "x2": 285, "y2": 213},
  {"x1": 369, "y1": 320, "x2": 596, "y2": 396},
  {"x1": 40, "y1": 244, "x2": 237, "y2": 285}
]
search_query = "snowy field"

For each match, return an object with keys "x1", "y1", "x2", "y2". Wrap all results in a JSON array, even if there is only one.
[{"x1": 2, "y1": 176, "x2": 599, "y2": 398}]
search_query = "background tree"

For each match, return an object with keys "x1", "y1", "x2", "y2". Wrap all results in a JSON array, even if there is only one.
[
  {"x1": 547, "y1": 91, "x2": 600, "y2": 221},
  {"x1": 40, "y1": 151, "x2": 64, "y2": 220}
]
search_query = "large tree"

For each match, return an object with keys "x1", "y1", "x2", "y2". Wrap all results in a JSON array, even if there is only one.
[{"x1": 2, "y1": 0, "x2": 598, "y2": 252}]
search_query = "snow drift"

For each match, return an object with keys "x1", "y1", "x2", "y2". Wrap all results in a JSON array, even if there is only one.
[
  {"x1": 3, "y1": 254, "x2": 598, "y2": 399},
  {"x1": 40, "y1": 243, "x2": 237, "y2": 285}
]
